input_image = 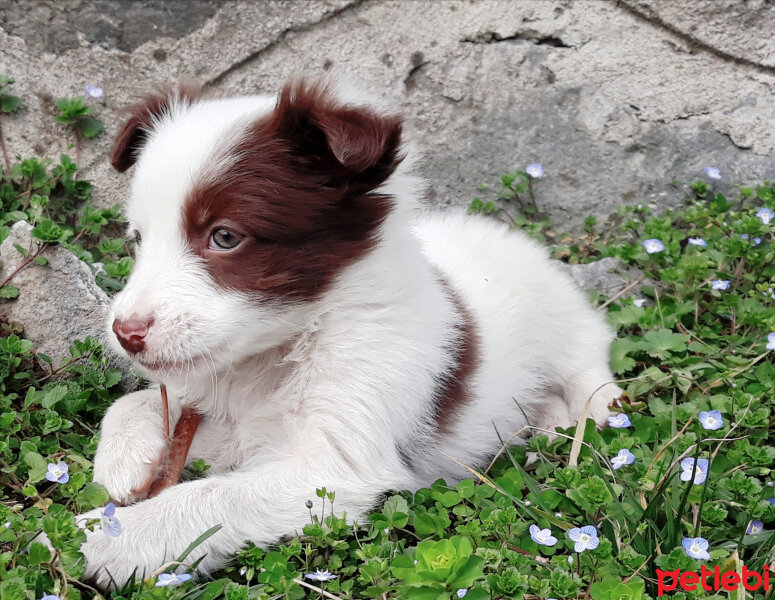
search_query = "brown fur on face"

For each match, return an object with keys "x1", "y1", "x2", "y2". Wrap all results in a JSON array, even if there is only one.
[
  {"x1": 182, "y1": 80, "x2": 404, "y2": 302},
  {"x1": 110, "y1": 83, "x2": 204, "y2": 173}
]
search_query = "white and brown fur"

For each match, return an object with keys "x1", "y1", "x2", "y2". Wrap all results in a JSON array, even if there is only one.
[{"x1": 79, "y1": 79, "x2": 620, "y2": 586}]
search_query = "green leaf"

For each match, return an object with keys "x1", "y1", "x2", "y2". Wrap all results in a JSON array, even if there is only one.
[
  {"x1": 76, "y1": 482, "x2": 110, "y2": 510},
  {"x1": 0, "y1": 94, "x2": 22, "y2": 113},
  {"x1": 79, "y1": 116, "x2": 103, "y2": 139},
  {"x1": 26, "y1": 541, "x2": 52, "y2": 566},
  {"x1": 609, "y1": 337, "x2": 640, "y2": 374},
  {"x1": 41, "y1": 384, "x2": 68, "y2": 409},
  {"x1": 175, "y1": 523, "x2": 223, "y2": 563},
  {"x1": 23, "y1": 451, "x2": 48, "y2": 483},
  {"x1": 0, "y1": 285, "x2": 19, "y2": 299},
  {"x1": 639, "y1": 328, "x2": 688, "y2": 360}
]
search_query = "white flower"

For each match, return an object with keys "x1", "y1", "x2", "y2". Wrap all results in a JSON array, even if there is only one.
[
  {"x1": 611, "y1": 449, "x2": 635, "y2": 470},
  {"x1": 712, "y1": 280, "x2": 730, "y2": 291},
  {"x1": 680, "y1": 458, "x2": 709, "y2": 485},
  {"x1": 643, "y1": 239, "x2": 665, "y2": 254},
  {"x1": 155, "y1": 573, "x2": 193, "y2": 587},
  {"x1": 767, "y1": 332, "x2": 775, "y2": 351},
  {"x1": 756, "y1": 207, "x2": 774, "y2": 225},
  {"x1": 100, "y1": 502, "x2": 121, "y2": 538},
  {"x1": 305, "y1": 569, "x2": 337, "y2": 582},
  {"x1": 608, "y1": 413, "x2": 631, "y2": 428},
  {"x1": 633, "y1": 298, "x2": 647, "y2": 308},
  {"x1": 525, "y1": 163, "x2": 544, "y2": 178},
  {"x1": 682, "y1": 537, "x2": 710, "y2": 560},
  {"x1": 85, "y1": 84, "x2": 104, "y2": 99},
  {"x1": 457, "y1": 589, "x2": 468, "y2": 599},
  {"x1": 687, "y1": 237, "x2": 707, "y2": 247},
  {"x1": 567, "y1": 526, "x2": 600, "y2": 553},
  {"x1": 529, "y1": 524, "x2": 558, "y2": 547},
  {"x1": 747, "y1": 520, "x2": 764, "y2": 535},
  {"x1": 698, "y1": 410, "x2": 723, "y2": 431},
  {"x1": 703, "y1": 167, "x2": 721, "y2": 180}
]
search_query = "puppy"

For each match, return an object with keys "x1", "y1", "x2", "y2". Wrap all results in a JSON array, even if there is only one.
[{"x1": 81, "y1": 79, "x2": 620, "y2": 586}]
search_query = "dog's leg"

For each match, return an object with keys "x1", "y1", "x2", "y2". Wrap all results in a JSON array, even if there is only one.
[
  {"x1": 564, "y1": 367, "x2": 621, "y2": 426},
  {"x1": 79, "y1": 439, "x2": 401, "y2": 588},
  {"x1": 93, "y1": 388, "x2": 182, "y2": 505}
]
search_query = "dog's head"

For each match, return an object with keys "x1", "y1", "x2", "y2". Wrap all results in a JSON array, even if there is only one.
[{"x1": 107, "y1": 79, "x2": 404, "y2": 383}]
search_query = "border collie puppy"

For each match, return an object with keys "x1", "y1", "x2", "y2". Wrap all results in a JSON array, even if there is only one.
[{"x1": 81, "y1": 78, "x2": 620, "y2": 586}]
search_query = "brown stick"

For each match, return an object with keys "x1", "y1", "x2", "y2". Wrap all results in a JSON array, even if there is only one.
[
  {"x1": 160, "y1": 384, "x2": 170, "y2": 442},
  {"x1": 145, "y1": 385, "x2": 202, "y2": 498}
]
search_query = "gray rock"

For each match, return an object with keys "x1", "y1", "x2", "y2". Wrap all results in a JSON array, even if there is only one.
[
  {"x1": 0, "y1": 0, "x2": 224, "y2": 54},
  {"x1": 0, "y1": 221, "x2": 131, "y2": 376},
  {"x1": 1, "y1": 0, "x2": 773, "y2": 233},
  {"x1": 563, "y1": 258, "x2": 643, "y2": 298}
]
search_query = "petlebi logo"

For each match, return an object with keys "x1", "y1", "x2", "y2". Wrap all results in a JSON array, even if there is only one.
[{"x1": 657, "y1": 565, "x2": 771, "y2": 596}]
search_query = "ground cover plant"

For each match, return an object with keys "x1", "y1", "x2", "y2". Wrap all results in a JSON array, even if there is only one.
[{"x1": 1, "y1": 80, "x2": 774, "y2": 600}]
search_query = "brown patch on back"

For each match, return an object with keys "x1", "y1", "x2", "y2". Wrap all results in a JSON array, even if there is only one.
[
  {"x1": 183, "y1": 79, "x2": 404, "y2": 302},
  {"x1": 432, "y1": 276, "x2": 480, "y2": 433},
  {"x1": 111, "y1": 83, "x2": 204, "y2": 172}
]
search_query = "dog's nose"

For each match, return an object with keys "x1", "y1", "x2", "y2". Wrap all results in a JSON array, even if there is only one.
[{"x1": 112, "y1": 315, "x2": 154, "y2": 354}]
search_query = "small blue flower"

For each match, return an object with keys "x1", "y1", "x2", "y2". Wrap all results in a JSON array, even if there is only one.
[
  {"x1": 457, "y1": 589, "x2": 468, "y2": 599},
  {"x1": 305, "y1": 569, "x2": 337, "y2": 582},
  {"x1": 525, "y1": 163, "x2": 544, "y2": 178},
  {"x1": 568, "y1": 525, "x2": 599, "y2": 553},
  {"x1": 741, "y1": 234, "x2": 763, "y2": 245},
  {"x1": 643, "y1": 239, "x2": 665, "y2": 254},
  {"x1": 712, "y1": 280, "x2": 730, "y2": 291},
  {"x1": 305, "y1": 499, "x2": 313, "y2": 509},
  {"x1": 40, "y1": 595, "x2": 60, "y2": 600},
  {"x1": 101, "y1": 502, "x2": 121, "y2": 538},
  {"x1": 698, "y1": 410, "x2": 723, "y2": 430},
  {"x1": 747, "y1": 520, "x2": 764, "y2": 535},
  {"x1": 85, "y1": 84, "x2": 104, "y2": 99},
  {"x1": 687, "y1": 237, "x2": 707, "y2": 247},
  {"x1": 45, "y1": 461, "x2": 69, "y2": 484},
  {"x1": 766, "y1": 332, "x2": 775, "y2": 351},
  {"x1": 608, "y1": 413, "x2": 631, "y2": 428},
  {"x1": 680, "y1": 458, "x2": 709, "y2": 485},
  {"x1": 682, "y1": 537, "x2": 710, "y2": 560},
  {"x1": 529, "y1": 524, "x2": 558, "y2": 547},
  {"x1": 703, "y1": 167, "x2": 722, "y2": 180},
  {"x1": 756, "y1": 207, "x2": 773, "y2": 225},
  {"x1": 155, "y1": 573, "x2": 193, "y2": 587},
  {"x1": 611, "y1": 449, "x2": 636, "y2": 470},
  {"x1": 768, "y1": 497, "x2": 775, "y2": 506}
]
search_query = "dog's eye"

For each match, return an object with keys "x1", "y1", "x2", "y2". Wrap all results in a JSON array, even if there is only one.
[{"x1": 210, "y1": 228, "x2": 244, "y2": 250}]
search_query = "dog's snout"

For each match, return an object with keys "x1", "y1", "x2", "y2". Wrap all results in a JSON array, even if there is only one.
[{"x1": 112, "y1": 315, "x2": 154, "y2": 354}]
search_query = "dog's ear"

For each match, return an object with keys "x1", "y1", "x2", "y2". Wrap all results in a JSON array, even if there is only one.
[
  {"x1": 270, "y1": 80, "x2": 403, "y2": 183},
  {"x1": 111, "y1": 84, "x2": 202, "y2": 173}
]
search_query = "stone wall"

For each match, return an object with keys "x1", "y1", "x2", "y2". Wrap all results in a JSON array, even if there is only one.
[{"x1": 1, "y1": 0, "x2": 773, "y2": 229}]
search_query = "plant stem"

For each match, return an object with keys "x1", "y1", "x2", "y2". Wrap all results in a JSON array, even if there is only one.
[
  {"x1": 74, "y1": 127, "x2": 82, "y2": 165},
  {"x1": 0, "y1": 242, "x2": 49, "y2": 289},
  {"x1": 0, "y1": 117, "x2": 10, "y2": 172},
  {"x1": 527, "y1": 178, "x2": 538, "y2": 210}
]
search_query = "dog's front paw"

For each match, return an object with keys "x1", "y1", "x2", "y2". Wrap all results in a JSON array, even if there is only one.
[
  {"x1": 93, "y1": 390, "x2": 170, "y2": 504},
  {"x1": 94, "y1": 432, "x2": 166, "y2": 505},
  {"x1": 77, "y1": 504, "x2": 160, "y2": 589}
]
